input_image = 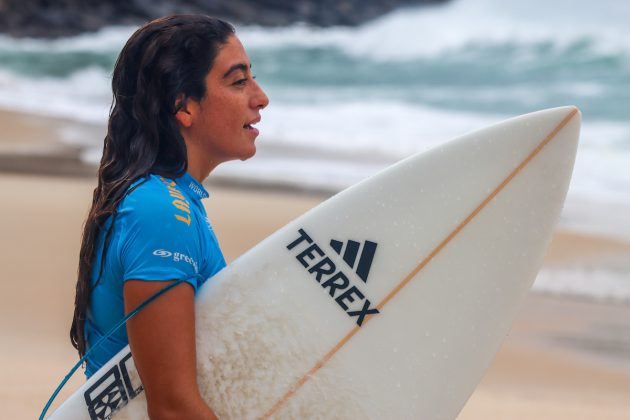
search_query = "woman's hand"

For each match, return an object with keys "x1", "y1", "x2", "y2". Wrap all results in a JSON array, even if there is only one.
[{"x1": 124, "y1": 280, "x2": 218, "y2": 419}]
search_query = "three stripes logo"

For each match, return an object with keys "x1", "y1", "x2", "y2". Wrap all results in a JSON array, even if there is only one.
[{"x1": 329, "y1": 239, "x2": 377, "y2": 283}]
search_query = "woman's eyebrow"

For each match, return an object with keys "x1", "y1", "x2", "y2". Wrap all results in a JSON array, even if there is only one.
[{"x1": 223, "y1": 63, "x2": 251, "y2": 78}]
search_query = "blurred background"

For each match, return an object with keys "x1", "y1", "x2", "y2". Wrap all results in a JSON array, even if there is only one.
[{"x1": 0, "y1": 0, "x2": 629, "y2": 418}]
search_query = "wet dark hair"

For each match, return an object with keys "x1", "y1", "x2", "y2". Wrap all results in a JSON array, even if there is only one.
[{"x1": 70, "y1": 15, "x2": 235, "y2": 357}]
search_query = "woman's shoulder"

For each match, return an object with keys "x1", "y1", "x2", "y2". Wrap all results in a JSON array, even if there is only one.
[{"x1": 118, "y1": 174, "x2": 186, "y2": 220}]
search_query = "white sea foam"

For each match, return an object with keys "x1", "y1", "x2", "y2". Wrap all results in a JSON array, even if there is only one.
[
  {"x1": 560, "y1": 194, "x2": 630, "y2": 242},
  {"x1": 1, "y1": 67, "x2": 628, "y2": 244},
  {"x1": 1, "y1": 65, "x2": 628, "y2": 204},
  {"x1": 0, "y1": 0, "x2": 628, "y2": 62},
  {"x1": 0, "y1": 68, "x2": 111, "y2": 124},
  {"x1": 535, "y1": 266, "x2": 630, "y2": 305},
  {"x1": 256, "y1": 100, "x2": 499, "y2": 156},
  {"x1": 238, "y1": 0, "x2": 630, "y2": 61},
  {"x1": 0, "y1": 0, "x2": 627, "y2": 66},
  {"x1": 0, "y1": 25, "x2": 133, "y2": 53}
]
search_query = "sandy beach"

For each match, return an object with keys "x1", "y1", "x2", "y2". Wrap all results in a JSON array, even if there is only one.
[{"x1": 1, "y1": 110, "x2": 629, "y2": 419}]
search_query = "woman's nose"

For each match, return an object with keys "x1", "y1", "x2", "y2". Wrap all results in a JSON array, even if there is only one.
[{"x1": 251, "y1": 80, "x2": 269, "y2": 110}]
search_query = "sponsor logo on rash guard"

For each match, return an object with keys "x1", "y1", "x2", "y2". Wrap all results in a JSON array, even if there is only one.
[
  {"x1": 188, "y1": 181, "x2": 205, "y2": 198},
  {"x1": 286, "y1": 228, "x2": 380, "y2": 326},
  {"x1": 152, "y1": 249, "x2": 172, "y2": 257},
  {"x1": 152, "y1": 249, "x2": 199, "y2": 273},
  {"x1": 159, "y1": 177, "x2": 192, "y2": 226}
]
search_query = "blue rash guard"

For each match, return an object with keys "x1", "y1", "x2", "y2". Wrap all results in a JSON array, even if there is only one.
[{"x1": 84, "y1": 172, "x2": 226, "y2": 377}]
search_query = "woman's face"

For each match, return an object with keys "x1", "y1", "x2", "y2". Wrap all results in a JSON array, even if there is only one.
[{"x1": 182, "y1": 35, "x2": 269, "y2": 170}]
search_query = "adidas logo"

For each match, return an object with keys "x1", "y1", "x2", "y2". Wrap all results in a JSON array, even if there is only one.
[
  {"x1": 287, "y1": 228, "x2": 381, "y2": 326},
  {"x1": 329, "y1": 239, "x2": 378, "y2": 283}
]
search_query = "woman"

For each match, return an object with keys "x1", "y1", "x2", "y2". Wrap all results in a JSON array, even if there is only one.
[{"x1": 70, "y1": 15, "x2": 269, "y2": 418}]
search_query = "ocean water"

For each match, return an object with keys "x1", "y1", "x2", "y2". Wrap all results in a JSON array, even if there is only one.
[{"x1": 0, "y1": 0, "x2": 628, "y2": 303}]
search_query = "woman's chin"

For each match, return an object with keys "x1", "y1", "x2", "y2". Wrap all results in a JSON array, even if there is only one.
[{"x1": 239, "y1": 144, "x2": 257, "y2": 161}]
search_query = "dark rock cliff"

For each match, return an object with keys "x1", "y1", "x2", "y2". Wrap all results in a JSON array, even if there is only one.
[{"x1": 0, "y1": 0, "x2": 448, "y2": 38}]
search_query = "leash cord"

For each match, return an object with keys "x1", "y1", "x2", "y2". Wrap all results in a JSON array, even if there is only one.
[{"x1": 39, "y1": 279, "x2": 186, "y2": 420}]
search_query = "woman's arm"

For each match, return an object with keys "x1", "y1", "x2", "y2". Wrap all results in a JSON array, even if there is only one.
[{"x1": 124, "y1": 280, "x2": 218, "y2": 420}]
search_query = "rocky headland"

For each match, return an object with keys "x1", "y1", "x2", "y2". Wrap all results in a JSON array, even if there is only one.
[{"x1": 0, "y1": 0, "x2": 448, "y2": 38}]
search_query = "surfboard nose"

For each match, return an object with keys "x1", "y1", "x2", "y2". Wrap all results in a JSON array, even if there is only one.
[
  {"x1": 552, "y1": 105, "x2": 581, "y2": 129},
  {"x1": 511, "y1": 106, "x2": 581, "y2": 174},
  {"x1": 547, "y1": 105, "x2": 581, "y2": 167},
  {"x1": 532, "y1": 106, "x2": 581, "y2": 148},
  {"x1": 563, "y1": 105, "x2": 582, "y2": 141},
  {"x1": 562, "y1": 105, "x2": 581, "y2": 154}
]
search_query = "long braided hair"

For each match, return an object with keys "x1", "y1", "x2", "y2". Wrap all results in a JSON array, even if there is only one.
[{"x1": 70, "y1": 15, "x2": 235, "y2": 357}]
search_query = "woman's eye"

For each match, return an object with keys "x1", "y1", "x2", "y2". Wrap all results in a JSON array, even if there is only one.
[{"x1": 234, "y1": 78, "x2": 247, "y2": 86}]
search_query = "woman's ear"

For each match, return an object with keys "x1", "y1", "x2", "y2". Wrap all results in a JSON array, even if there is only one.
[{"x1": 174, "y1": 94, "x2": 196, "y2": 128}]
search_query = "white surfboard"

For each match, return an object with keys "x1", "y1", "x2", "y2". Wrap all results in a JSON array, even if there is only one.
[{"x1": 48, "y1": 106, "x2": 581, "y2": 419}]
